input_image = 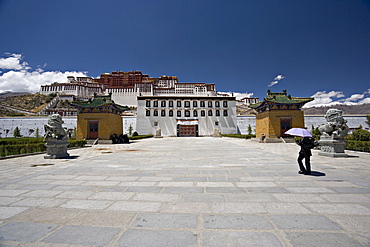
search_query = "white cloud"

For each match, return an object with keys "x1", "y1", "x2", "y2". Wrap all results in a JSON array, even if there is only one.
[
  {"x1": 303, "y1": 90, "x2": 370, "y2": 108},
  {"x1": 0, "y1": 53, "x2": 31, "y2": 71},
  {"x1": 268, "y1": 74, "x2": 284, "y2": 87},
  {"x1": 0, "y1": 53, "x2": 87, "y2": 93},
  {"x1": 218, "y1": 91, "x2": 254, "y2": 100}
]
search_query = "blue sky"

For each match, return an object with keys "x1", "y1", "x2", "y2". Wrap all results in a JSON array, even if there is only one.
[{"x1": 0, "y1": 0, "x2": 369, "y2": 107}]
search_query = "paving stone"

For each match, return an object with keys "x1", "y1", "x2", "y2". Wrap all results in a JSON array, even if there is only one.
[
  {"x1": 0, "y1": 197, "x2": 22, "y2": 205},
  {"x1": 11, "y1": 208, "x2": 81, "y2": 224},
  {"x1": 42, "y1": 225, "x2": 119, "y2": 246},
  {"x1": 330, "y1": 187, "x2": 370, "y2": 193},
  {"x1": 181, "y1": 194, "x2": 225, "y2": 202},
  {"x1": 60, "y1": 199, "x2": 113, "y2": 210},
  {"x1": 226, "y1": 194, "x2": 276, "y2": 202},
  {"x1": 11, "y1": 198, "x2": 66, "y2": 207},
  {"x1": 320, "y1": 193, "x2": 370, "y2": 202},
  {"x1": 67, "y1": 210, "x2": 136, "y2": 227},
  {"x1": 18, "y1": 184, "x2": 57, "y2": 190},
  {"x1": 272, "y1": 193, "x2": 326, "y2": 202},
  {"x1": 161, "y1": 202, "x2": 211, "y2": 213},
  {"x1": 305, "y1": 203, "x2": 370, "y2": 215},
  {"x1": 247, "y1": 187, "x2": 290, "y2": 193},
  {"x1": 236, "y1": 182, "x2": 277, "y2": 187},
  {"x1": 197, "y1": 182, "x2": 235, "y2": 187},
  {"x1": 286, "y1": 232, "x2": 363, "y2": 247},
  {"x1": 108, "y1": 201, "x2": 161, "y2": 212},
  {"x1": 270, "y1": 215, "x2": 342, "y2": 230},
  {"x1": 328, "y1": 215, "x2": 370, "y2": 232},
  {"x1": 204, "y1": 215, "x2": 273, "y2": 229},
  {"x1": 133, "y1": 193, "x2": 179, "y2": 202},
  {"x1": 211, "y1": 202, "x2": 266, "y2": 214},
  {"x1": 132, "y1": 213, "x2": 197, "y2": 228},
  {"x1": 118, "y1": 229, "x2": 197, "y2": 247},
  {"x1": 56, "y1": 191, "x2": 95, "y2": 199},
  {"x1": 0, "y1": 222, "x2": 58, "y2": 242},
  {"x1": 286, "y1": 187, "x2": 335, "y2": 193},
  {"x1": 206, "y1": 187, "x2": 245, "y2": 193},
  {"x1": 0, "y1": 206, "x2": 29, "y2": 219},
  {"x1": 266, "y1": 203, "x2": 312, "y2": 214},
  {"x1": 0, "y1": 189, "x2": 29, "y2": 196},
  {"x1": 21, "y1": 190, "x2": 62, "y2": 198},
  {"x1": 163, "y1": 187, "x2": 203, "y2": 193},
  {"x1": 203, "y1": 231, "x2": 282, "y2": 247},
  {"x1": 158, "y1": 181, "x2": 194, "y2": 187},
  {"x1": 126, "y1": 186, "x2": 163, "y2": 192},
  {"x1": 88, "y1": 191, "x2": 135, "y2": 200}
]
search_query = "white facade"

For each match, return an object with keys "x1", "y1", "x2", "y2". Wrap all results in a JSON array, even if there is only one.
[{"x1": 136, "y1": 96, "x2": 237, "y2": 137}]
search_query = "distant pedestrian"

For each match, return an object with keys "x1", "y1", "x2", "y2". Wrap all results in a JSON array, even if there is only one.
[
  {"x1": 296, "y1": 137, "x2": 315, "y2": 175},
  {"x1": 260, "y1": 133, "x2": 266, "y2": 143}
]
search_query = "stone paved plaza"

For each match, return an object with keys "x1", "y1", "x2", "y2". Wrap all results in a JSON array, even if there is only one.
[{"x1": 0, "y1": 137, "x2": 369, "y2": 247}]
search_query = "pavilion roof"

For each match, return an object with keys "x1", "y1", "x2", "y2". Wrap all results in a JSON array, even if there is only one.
[{"x1": 249, "y1": 90, "x2": 313, "y2": 109}]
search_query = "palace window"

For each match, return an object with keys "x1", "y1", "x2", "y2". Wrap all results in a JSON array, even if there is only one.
[
  {"x1": 185, "y1": 101, "x2": 190, "y2": 108},
  {"x1": 146, "y1": 110, "x2": 150, "y2": 116},
  {"x1": 169, "y1": 101, "x2": 174, "y2": 107},
  {"x1": 223, "y1": 101, "x2": 228, "y2": 107},
  {"x1": 208, "y1": 110, "x2": 213, "y2": 116},
  {"x1": 215, "y1": 101, "x2": 220, "y2": 107},
  {"x1": 193, "y1": 101, "x2": 198, "y2": 107},
  {"x1": 208, "y1": 101, "x2": 213, "y2": 107},
  {"x1": 146, "y1": 101, "x2": 151, "y2": 107},
  {"x1": 201, "y1": 110, "x2": 205, "y2": 117},
  {"x1": 169, "y1": 110, "x2": 173, "y2": 117},
  {"x1": 216, "y1": 110, "x2": 220, "y2": 116},
  {"x1": 161, "y1": 110, "x2": 166, "y2": 117},
  {"x1": 223, "y1": 110, "x2": 228, "y2": 116},
  {"x1": 177, "y1": 101, "x2": 182, "y2": 107},
  {"x1": 193, "y1": 110, "x2": 198, "y2": 117},
  {"x1": 200, "y1": 101, "x2": 205, "y2": 107},
  {"x1": 177, "y1": 110, "x2": 181, "y2": 117},
  {"x1": 161, "y1": 101, "x2": 166, "y2": 107},
  {"x1": 154, "y1": 110, "x2": 158, "y2": 116},
  {"x1": 153, "y1": 101, "x2": 158, "y2": 107}
]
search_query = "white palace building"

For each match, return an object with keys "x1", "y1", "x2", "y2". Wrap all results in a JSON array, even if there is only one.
[{"x1": 38, "y1": 71, "x2": 239, "y2": 137}]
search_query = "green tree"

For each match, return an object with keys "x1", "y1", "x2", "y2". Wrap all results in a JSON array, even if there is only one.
[
  {"x1": 35, "y1": 128, "x2": 40, "y2": 138},
  {"x1": 247, "y1": 124, "x2": 252, "y2": 135},
  {"x1": 366, "y1": 115, "x2": 370, "y2": 128},
  {"x1": 13, "y1": 127, "x2": 21, "y2": 138},
  {"x1": 128, "y1": 124, "x2": 133, "y2": 136},
  {"x1": 352, "y1": 129, "x2": 370, "y2": 141}
]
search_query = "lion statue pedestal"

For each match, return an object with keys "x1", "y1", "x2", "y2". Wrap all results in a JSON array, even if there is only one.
[
  {"x1": 44, "y1": 114, "x2": 70, "y2": 159},
  {"x1": 318, "y1": 109, "x2": 349, "y2": 157}
]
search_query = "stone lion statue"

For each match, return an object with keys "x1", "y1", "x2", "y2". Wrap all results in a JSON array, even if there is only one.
[
  {"x1": 44, "y1": 114, "x2": 68, "y2": 141},
  {"x1": 318, "y1": 109, "x2": 349, "y2": 138}
]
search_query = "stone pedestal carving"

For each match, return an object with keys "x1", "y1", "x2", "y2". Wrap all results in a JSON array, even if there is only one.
[
  {"x1": 44, "y1": 139, "x2": 70, "y2": 159},
  {"x1": 213, "y1": 129, "x2": 222, "y2": 137},
  {"x1": 318, "y1": 136, "x2": 348, "y2": 157},
  {"x1": 318, "y1": 109, "x2": 349, "y2": 158},
  {"x1": 155, "y1": 129, "x2": 163, "y2": 138},
  {"x1": 44, "y1": 114, "x2": 70, "y2": 159}
]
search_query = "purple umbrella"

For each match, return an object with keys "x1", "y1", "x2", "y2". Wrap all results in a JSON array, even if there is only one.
[{"x1": 285, "y1": 128, "x2": 313, "y2": 137}]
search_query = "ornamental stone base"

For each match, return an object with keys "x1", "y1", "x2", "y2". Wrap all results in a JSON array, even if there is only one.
[
  {"x1": 44, "y1": 140, "x2": 70, "y2": 159},
  {"x1": 318, "y1": 136, "x2": 348, "y2": 157}
]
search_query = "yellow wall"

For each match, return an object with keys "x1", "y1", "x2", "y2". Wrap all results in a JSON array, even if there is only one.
[
  {"x1": 256, "y1": 110, "x2": 305, "y2": 138},
  {"x1": 76, "y1": 113, "x2": 123, "y2": 140}
]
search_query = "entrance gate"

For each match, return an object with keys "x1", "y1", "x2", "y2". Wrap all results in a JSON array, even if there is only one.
[
  {"x1": 88, "y1": 121, "x2": 99, "y2": 139},
  {"x1": 280, "y1": 118, "x2": 291, "y2": 137},
  {"x1": 177, "y1": 125, "x2": 198, "y2": 137}
]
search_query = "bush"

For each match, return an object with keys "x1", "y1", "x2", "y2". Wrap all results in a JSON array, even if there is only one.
[
  {"x1": 132, "y1": 132, "x2": 139, "y2": 136},
  {"x1": 222, "y1": 134, "x2": 256, "y2": 139},
  {"x1": 129, "y1": 135, "x2": 153, "y2": 140},
  {"x1": 68, "y1": 140, "x2": 87, "y2": 148},
  {"x1": 352, "y1": 129, "x2": 370, "y2": 141},
  {"x1": 345, "y1": 140, "x2": 370, "y2": 153},
  {"x1": 0, "y1": 143, "x2": 46, "y2": 157}
]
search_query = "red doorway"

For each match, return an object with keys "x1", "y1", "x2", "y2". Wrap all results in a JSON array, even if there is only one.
[
  {"x1": 88, "y1": 121, "x2": 99, "y2": 139},
  {"x1": 280, "y1": 118, "x2": 291, "y2": 137}
]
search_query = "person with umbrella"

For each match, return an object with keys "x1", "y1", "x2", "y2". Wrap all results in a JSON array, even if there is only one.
[{"x1": 285, "y1": 128, "x2": 316, "y2": 175}]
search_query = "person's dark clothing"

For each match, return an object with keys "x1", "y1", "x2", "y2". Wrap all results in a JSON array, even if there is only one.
[{"x1": 297, "y1": 137, "x2": 315, "y2": 175}]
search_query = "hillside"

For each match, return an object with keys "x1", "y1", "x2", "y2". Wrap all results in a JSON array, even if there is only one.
[
  {"x1": 0, "y1": 93, "x2": 55, "y2": 116},
  {"x1": 302, "y1": 104, "x2": 370, "y2": 115}
]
